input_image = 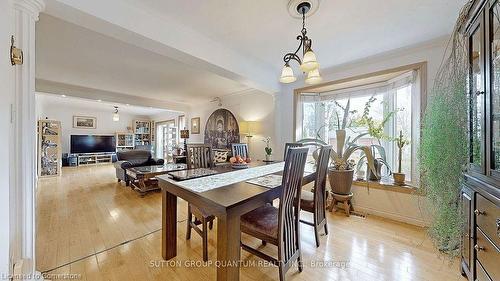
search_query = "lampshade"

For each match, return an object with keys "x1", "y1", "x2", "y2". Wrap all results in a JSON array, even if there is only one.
[
  {"x1": 305, "y1": 68, "x2": 323, "y2": 85},
  {"x1": 279, "y1": 65, "x2": 297, "y2": 83},
  {"x1": 300, "y1": 50, "x2": 319, "y2": 72},
  {"x1": 239, "y1": 121, "x2": 248, "y2": 134},
  {"x1": 180, "y1": 129, "x2": 190, "y2": 139}
]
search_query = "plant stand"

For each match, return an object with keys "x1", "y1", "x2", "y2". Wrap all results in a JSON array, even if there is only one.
[{"x1": 328, "y1": 192, "x2": 354, "y2": 217}]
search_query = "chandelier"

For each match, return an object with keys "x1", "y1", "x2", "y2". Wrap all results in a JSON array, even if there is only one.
[{"x1": 279, "y1": 2, "x2": 322, "y2": 85}]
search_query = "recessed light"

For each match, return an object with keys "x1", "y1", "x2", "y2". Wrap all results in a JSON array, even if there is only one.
[
  {"x1": 97, "y1": 99, "x2": 102, "y2": 102},
  {"x1": 126, "y1": 104, "x2": 130, "y2": 106},
  {"x1": 61, "y1": 94, "x2": 66, "y2": 98}
]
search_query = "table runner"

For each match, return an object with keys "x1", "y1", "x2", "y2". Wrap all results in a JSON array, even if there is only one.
[
  {"x1": 165, "y1": 162, "x2": 317, "y2": 193},
  {"x1": 168, "y1": 162, "x2": 285, "y2": 192}
]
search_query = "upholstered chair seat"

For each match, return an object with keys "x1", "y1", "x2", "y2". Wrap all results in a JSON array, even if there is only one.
[
  {"x1": 299, "y1": 190, "x2": 315, "y2": 212},
  {"x1": 241, "y1": 205, "x2": 279, "y2": 244}
]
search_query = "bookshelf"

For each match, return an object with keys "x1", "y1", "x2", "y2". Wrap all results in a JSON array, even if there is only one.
[
  {"x1": 133, "y1": 120, "x2": 152, "y2": 146},
  {"x1": 116, "y1": 132, "x2": 134, "y2": 151},
  {"x1": 37, "y1": 120, "x2": 62, "y2": 177}
]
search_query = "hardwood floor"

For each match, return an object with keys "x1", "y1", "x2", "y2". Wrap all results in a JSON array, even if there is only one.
[{"x1": 37, "y1": 165, "x2": 464, "y2": 281}]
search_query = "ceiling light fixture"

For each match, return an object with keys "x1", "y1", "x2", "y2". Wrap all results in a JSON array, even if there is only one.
[
  {"x1": 280, "y1": 1, "x2": 322, "y2": 84},
  {"x1": 113, "y1": 106, "x2": 119, "y2": 122}
]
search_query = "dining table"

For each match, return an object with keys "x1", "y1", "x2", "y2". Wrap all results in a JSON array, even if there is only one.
[{"x1": 157, "y1": 160, "x2": 317, "y2": 281}]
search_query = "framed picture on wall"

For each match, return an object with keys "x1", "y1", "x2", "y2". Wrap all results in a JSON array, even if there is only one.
[
  {"x1": 191, "y1": 117, "x2": 200, "y2": 134},
  {"x1": 73, "y1": 116, "x2": 96, "y2": 129}
]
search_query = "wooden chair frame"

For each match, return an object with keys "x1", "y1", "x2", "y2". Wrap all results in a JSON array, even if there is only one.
[
  {"x1": 241, "y1": 147, "x2": 309, "y2": 281},
  {"x1": 185, "y1": 144, "x2": 215, "y2": 261},
  {"x1": 299, "y1": 145, "x2": 332, "y2": 247}
]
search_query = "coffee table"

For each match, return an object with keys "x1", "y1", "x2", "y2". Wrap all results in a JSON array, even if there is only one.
[{"x1": 126, "y1": 163, "x2": 187, "y2": 197}]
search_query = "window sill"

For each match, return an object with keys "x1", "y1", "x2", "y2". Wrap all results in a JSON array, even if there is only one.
[{"x1": 352, "y1": 179, "x2": 422, "y2": 195}]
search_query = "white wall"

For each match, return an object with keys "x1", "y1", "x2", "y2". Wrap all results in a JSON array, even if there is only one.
[
  {"x1": 275, "y1": 37, "x2": 448, "y2": 226},
  {"x1": 186, "y1": 90, "x2": 275, "y2": 161},
  {"x1": 37, "y1": 95, "x2": 147, "y2": 153},
  {"x1": 0, "y1": 0, "x2": 13, "y2": 276}
]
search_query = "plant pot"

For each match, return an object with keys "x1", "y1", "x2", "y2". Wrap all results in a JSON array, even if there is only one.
[
  {"x1": 265, "y1": 154, "x2": 272, "y2": 162},
  {"x1": 328, "y1": 169, "x2": 354, "y2": 195},
  {"x1": 366, "y1": 159, "x2": 382, "y2": 181},
  {"x1": 393, "y1": 172, "x2": 406, "y2": 186}
]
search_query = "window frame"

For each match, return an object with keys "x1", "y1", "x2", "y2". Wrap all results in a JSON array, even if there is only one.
[{"x1": 293, "y1": 62, "x2": 427, "y2": 185}]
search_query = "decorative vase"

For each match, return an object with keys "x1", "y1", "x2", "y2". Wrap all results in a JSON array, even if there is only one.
[
  {"x1": 366, "y1": 159, "x2": 382, "y2": 181},
  {"x1": 393, "y1": 173, "x2": 405, "y2": 186},
  {"x1": 328, "y1": 169, "x2": 354, "y2": 195},
  {"x1": 265, "y1": 154, "x2": 271, "y2": 162}
]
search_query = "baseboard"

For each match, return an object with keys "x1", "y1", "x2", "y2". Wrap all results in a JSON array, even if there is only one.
[
  {"x1": 353, "y1": 205, "x2": 430, "y2": 227},
  {"x1": 12, "y1": 259, "x2": 44, "y2": 281}
]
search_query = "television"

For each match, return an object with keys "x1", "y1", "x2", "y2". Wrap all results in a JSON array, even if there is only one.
[{"x1": 70, "y1": 135, "x2": 116, "y2": 154}]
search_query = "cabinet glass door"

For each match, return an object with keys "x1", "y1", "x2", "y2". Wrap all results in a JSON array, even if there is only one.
[
  {"x1": 491, "y1": 2, "x2": 500, "y2": 175},
  {"x1": 470, "y1": 25, "x2": 485, "y2": 171}
]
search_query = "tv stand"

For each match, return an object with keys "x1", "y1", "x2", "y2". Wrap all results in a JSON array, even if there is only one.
[{"x1": 77, "y1": 153, "x2": 114, "y2": 166}]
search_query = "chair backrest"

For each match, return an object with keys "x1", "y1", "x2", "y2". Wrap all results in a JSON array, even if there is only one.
[
  {"x1": 283, "y1": 142, "x2": 303, "y2": 160},
  {"x1": 186, "y1": 144, "x2": 213, "y2": 169},
  {"x1": 231, "y1": 143, "x2": 249, "y2": 159},
  {"x1": 277, "y1": 146, "x2": 308, "y2": 264},
  {"x1": 312, "y1": 145, "x2": 332, "y2": 223}
]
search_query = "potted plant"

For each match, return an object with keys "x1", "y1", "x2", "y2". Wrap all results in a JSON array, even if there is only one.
[
  {"x1": 393, "y1": 130, "x2": 410, "y2": 185},
  {"x1": 298, "y1": 99, "x2": 377, "y2": 195},
  {"x1": 262, "y1": 136, "x2": 273, "y2": 162},
  {"x1": 354, "y1": 96, "x2": 400, "y2": 180}
]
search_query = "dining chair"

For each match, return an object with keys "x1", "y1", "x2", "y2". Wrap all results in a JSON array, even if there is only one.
[
  {"x1": 283, "y1": 142, "x2": 303, "y2": 160},
  {"x1": 231, "y1": 143, "x2": 249, "y2": 158},
  {"x1": 185, "y1": 144, "x2": 215, "y2": 261},
  {"x1": 240, "y1": 147, "x2": 309, "y2": 281},
  {"x1": 299, "y1": 145, "x2": 332, "y2": 247}
]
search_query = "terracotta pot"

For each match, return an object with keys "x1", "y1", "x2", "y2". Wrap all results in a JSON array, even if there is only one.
[
  {"x1": 366, "y1": 159, "x2": 382, "y2": 181},
  {"x1": 328, "y1": 169, "x2": 354, "y2": 195},
  {"x1": 393, "y1": 173, "x2": 405, "y2": 185}
]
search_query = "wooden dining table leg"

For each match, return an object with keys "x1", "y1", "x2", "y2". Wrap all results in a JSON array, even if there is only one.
[
  {"x1": 217, "y1": 212, "x2": 241, "y2": 281},
  {"x1": 162, "y1": 189, "x2": 177, "y2": 260}
]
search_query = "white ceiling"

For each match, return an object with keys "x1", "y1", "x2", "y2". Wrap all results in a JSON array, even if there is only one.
[
  {"x1": 124, "y1": 0, "x2": 465, "y2": 70},
  {"x1": 38, "y1": 0, "x2": 465, "y2": 108},
  {"x1": 36, "y1": 92, "x2": 172, "y2": 116},
  {"x1": 36, "y1": 14, "x2": 251, "y2": 105}
]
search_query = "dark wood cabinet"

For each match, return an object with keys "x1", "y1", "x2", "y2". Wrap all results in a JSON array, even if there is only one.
[{"x1": 461, "y1": 1, "x2": 500, "y2": 281}]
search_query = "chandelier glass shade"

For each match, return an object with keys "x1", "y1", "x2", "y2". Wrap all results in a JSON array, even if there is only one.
[
  {"x1": 279, "y1": 64, "x2": 297, "y2": 83},
  {"x1": 279, "y1": 2, "x2": 322, "y2": 84},
  {"x1": 305, "y1": 68, "x2": 322, "y2": 85},
  {"x1": 113, "y1": 106, "x2": 119, "y2": 122}
]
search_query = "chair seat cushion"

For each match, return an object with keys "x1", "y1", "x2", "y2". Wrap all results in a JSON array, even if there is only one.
[
  {"x1": 241, "y1": 205, "x2": 278, "y2": 239},
  {"x1": 300, "y1": 190, "x2": 315, "y2": 212}
]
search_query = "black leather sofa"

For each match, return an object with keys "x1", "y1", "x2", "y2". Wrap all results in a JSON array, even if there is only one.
[{"x1": 114, "y1": 150, "x2": 164, "y2": 186}]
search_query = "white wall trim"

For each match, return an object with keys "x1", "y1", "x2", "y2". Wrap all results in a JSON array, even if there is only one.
[
  {"x1": 353, "y1": 205, "x2": 430, "y2": 228},
  {"x1": 11, "y1": 0, "x2": 44, "y2": 279}
]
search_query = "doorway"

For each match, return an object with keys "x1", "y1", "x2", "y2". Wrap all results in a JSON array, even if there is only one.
[{"x1": 156, "y1": 120, "x2": 178, "y2": 162}]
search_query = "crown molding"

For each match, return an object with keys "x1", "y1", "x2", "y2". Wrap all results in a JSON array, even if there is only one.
[{"x1": 13, "y1": 0, "x2": 45, "y2": 20}]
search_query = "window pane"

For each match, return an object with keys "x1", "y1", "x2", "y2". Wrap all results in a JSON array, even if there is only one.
[
  {"x1": 491, "y1": 3, "x2": 500, "y2": 172},
  {"x1": 396, "y1": 85, "x2": 412, "y2": 179},
  {"x1": 302, "y1": 102, "x2": 318, "y2": 139},
  {"x1": 470, "y1": 27, "x2": 484, "y2": 167}
]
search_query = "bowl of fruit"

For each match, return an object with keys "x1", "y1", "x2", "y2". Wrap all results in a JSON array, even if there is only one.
[{"x1": 230, "y1": 155, "x2": 251, "y2": 169}]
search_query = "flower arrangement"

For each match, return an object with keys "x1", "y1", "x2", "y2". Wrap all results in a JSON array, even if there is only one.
[{"x1": 262, "y1": 137, "x2": 272, "y2": 160}]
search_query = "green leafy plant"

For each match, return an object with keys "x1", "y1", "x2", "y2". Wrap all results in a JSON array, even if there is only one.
[
  {"x1": 420, "y1": 3, "x2": 470, "y2": 256},
  {"x1": 353, "y1": 96, "x2": 402, "y2": 177},
  {"x1": 297, "y1": 99, "x2": 377, "y2": 174}
]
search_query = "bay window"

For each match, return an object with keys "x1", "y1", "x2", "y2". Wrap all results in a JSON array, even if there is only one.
[{"x1": 295, "y1": 67, "x2": 423, "y2": 184}]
